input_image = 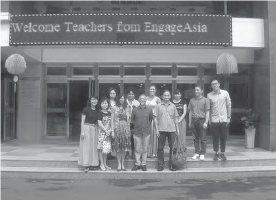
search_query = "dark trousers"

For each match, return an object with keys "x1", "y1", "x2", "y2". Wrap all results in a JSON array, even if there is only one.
[
  {"x1": 211, "y1": 122, "x2": 228, "y2": 152},
  {"x1": 191, "y1": 118, "x2": 207, "y2": 155},
  {"x1": 130, "y1": 123, "x2": 134, "y2": 154},
  {"x1": 157, "y1": 131, "x2": 176, "y2": 168}
]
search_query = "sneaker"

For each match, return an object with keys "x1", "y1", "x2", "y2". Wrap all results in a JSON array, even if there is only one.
[
  {"x1": 220, "y1": 153, "x2": 227, "y2": 161},
  {"x1": 213, "y1": 153, "x2": 220, "y2": 161},
  {"x1": 191, "y1": 154, "x2": 200, "y2": 160},
  {"x1": 132, "y1": 165, "x2": 141, "y2": 171},
  {"x1": 141, "y1": 165, "x2": 147, "y2": 171},
  {"x1": 199, "y1": 155, "x2": 205, "y2": 161}
]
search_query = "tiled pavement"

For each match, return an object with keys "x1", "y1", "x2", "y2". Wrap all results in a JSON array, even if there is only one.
[{"x1": 1, "y1": 136, "x2": 276, "y2": 162}]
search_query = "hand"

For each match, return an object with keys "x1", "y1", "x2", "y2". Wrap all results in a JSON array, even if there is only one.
[
  {"x1": 203, "y1": 123, "x2": 208, "y2": 129},
  {"x1": 189, "y1": 123, "x2": 192, "y2": 129},
  {"x1": 226, "y1": 118, "x2": 231, "y2": 126},
  {"x1": 80, "y1": 132, "x2": 85, "y2": 139},
  {"x1": 176, "y1": 130, "x2": 180, "y2": 136},
  {"x1": 178, "y1": 118, "x2": 182, "y2": 123},
  {"x1": 156, "y1": 130, "x2": 160, "y2": 137}
]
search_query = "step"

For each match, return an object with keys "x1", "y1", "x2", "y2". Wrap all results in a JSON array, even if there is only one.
[
  {"x1": 2, "y1": 166, "x2": 276, "y2": 180},
  {"x1": 2, "y1": 158, "x2": 276, "y2": 169}
]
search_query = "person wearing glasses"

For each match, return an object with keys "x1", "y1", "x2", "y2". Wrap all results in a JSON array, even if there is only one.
[{"x1": 207, "y1": 79, "x2": 231, "y2": 161}]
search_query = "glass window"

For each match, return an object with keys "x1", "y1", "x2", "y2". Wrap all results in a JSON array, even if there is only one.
[
  {"x1": 232, "y1": 65, "x2": 249, "y2": 76},
  {"x1": 99, "y1": 67, "x2": 119, "y2": 76},
  {"x1": 124, "y1": 83, "x2": 145, "y2": 99},
  {"x1": 99, "y1": 83, "x2": 120, "y2": 99},
  {"x1": 72, "y1": 67, "x2": 93, "y2": 76},
  {"x1": 47, "y1": 67, "x2": 67, "y2": 76},
  {"x1": 229, "y1": 84, "x2": 248, "y2": 108},
  {"x1": 176, "y1": 83, "x2": 196, "y2": 102},
  {"x1": 154, "y1": 83, "x2": 172, "y2": 97},
  {"x1": 178, "y1": 68, "x2": 197, "y2": 76},
  {"x1": 204, "y1": 67, "x2": 217, "y2": 76},
  {"x1": 151, "y1": 67, "x2": 171, "y2": 76},
  {"x1": 125, "y1": 67, "x2": 145, "y2": 76},
  {"x1": 227, "y1": 1, "x2": 253, "y2": 18}
]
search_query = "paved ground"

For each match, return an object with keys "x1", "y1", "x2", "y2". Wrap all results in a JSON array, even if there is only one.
[
  {"x1": 2, "y1": 136, "x2": 275, "y2": 162},
  {"x1": 2, "y1": 175, "x2": 276, "y2": 200}
]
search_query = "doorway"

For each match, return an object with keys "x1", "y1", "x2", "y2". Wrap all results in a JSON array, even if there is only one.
[{"x1": 69, "y1": 81, "x2": 89, "y2": 141}]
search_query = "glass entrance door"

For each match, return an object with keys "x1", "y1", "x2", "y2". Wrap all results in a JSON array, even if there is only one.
[
  {"x1": 69, "y1": 80, "x2": 89, "y2": 141},
  {"x1": 1, "y1": 76, "x2": 16, "y2": 141},
  {"x1": 46, "y1": 83, "x2": 67, "y2": 137}
]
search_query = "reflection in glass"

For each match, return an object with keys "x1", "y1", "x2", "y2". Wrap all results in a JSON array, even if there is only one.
[
  {"x1": 154, "y1": 83, "x2": 172, "y2": 98},
  {"x1": 124, "y1": 83, "x2": 145, "y2": 99},
  {"x1": 47, "y1": 83, "x2": 67, "y2": 136},
  {"x1": 69, "y1": 81, "x2": 89, "y2": 141}
]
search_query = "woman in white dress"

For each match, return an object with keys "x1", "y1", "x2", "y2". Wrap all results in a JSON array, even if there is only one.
[{"x1": 146, "y1": 85, "x2": 161, "y2": 158}]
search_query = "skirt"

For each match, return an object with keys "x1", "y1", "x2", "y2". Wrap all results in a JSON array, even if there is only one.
[
  {"x1": 78, "y1": 124, "x2": 99, "y2": 167},
  {"x1": 179, "y1": 119, "x2": 187, "y2": 147},
  {"x1": 147, "y1": 120, "x2": 158, "y2": 157}
]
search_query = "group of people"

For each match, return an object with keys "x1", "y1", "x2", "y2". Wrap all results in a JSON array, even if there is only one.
[{"x1": 78, "y1": 78, "x2": 231, "y2": 172}]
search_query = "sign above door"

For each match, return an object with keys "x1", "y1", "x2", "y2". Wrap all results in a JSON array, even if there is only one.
[{"x1": 10, "y1": 13, "x2": 232, "y2": 46}]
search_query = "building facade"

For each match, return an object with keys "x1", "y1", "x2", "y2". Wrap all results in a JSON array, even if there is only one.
[{"x1": 1, "y1": 1, "x2": 275, "y2": 150}]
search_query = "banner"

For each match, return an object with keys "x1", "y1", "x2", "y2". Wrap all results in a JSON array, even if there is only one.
[{"x1": 10, "y1": 13, "x2": 232, "y2": 46}]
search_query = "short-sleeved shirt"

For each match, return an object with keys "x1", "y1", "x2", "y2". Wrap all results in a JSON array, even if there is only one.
[
  {"x1": 188, "y1": 96, "x2": 210, "y2": 119},
  {"x1": 82, "y1": 107, "x2": 99, "y2": 124},
  {"x1": 207, "y1": 89, "x2": 231, "y2": 123},
  {"x1": 172, "y1": 99, "x2": 187, "y2": 117},
  {"x1": 131, "y1": 105, "x2": 153, "y2": 136},
  {"x1": 154, "y1": 101, "x2": 179, "y2": 132}
]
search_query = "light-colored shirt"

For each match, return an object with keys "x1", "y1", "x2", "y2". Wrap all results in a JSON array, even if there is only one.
[
  {"x1": 127, "y1": 99, "x2": 140, "y2": 114},
  {"x1": 188, "y1": 96, "x2": 210, "y2": 119},
  {"x1": 207, "y1": 89, "x2": 231, "y2": 123},
  {"x1": 154, "y1": 101, "x2": 179, "y2": 132}
]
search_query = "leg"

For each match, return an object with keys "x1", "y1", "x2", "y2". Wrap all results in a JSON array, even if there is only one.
[
  {"x1": 133, "y1": 135, "x2": 142, "y2": 166},
  {"x1": 167, "y1": 132, "x2": 177, "y2": 167},
  {"x1": 141, "y1": 134, "x2": 151, "y2": 166},
  {"x1": 116, "y1": 152, "x2": 122, "y2": 170},
  {"x1": 191, "y1": 121, "x2": 200, "y2": 154},
  {"x1": 98, "y1": 150, "x2": 105, "y2": 170},
  {"x1": 211, "y1": 123, "x2": 219, "y2": 152},
  {"x1": 220, "y1": 122, "x2": 228, "y2": 153},
  {"x1": 121, "y1": 151, "x2": 126, "y2": 170},
  {"x1": 157, "y1": 132, "x2": 166, "y2": 168},
  {"x1": 199, "y1": 120, "x2": 207, "y2": 155}
]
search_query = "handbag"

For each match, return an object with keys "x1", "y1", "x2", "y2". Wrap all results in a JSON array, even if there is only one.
[
  {"x1": 171, "y1": 136, "x2": 188, "y2": 170},
  {"x1": 102, "y1": 136, "x2": 111, "y2": 154}
]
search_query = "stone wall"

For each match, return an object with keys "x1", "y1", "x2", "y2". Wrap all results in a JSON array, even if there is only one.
[{"x1": 253, "y1": 1, "x2": 276, "y2": 150}]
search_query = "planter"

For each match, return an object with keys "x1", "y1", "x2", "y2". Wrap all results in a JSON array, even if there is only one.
[{"x1": 245, "y1": 127, "x2": 256, "y2": 149}]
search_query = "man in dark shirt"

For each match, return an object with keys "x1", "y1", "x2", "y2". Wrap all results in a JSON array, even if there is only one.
[
  {"x1": 188, "y1": 85, "x2": 210, "y2": 161},
  {"x1": 131, "y1": 94, "x2": 153, "y2": 171}
]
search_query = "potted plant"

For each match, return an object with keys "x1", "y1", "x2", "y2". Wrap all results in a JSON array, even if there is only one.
[{"x1": 241, "y1": 108, "x2": 260, "y2": 149}]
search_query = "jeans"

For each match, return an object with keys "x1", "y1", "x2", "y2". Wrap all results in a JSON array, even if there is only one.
[
  {"x1": 133, "y1": 134, "x2": 150, "y2": 166},
  {"x1": 157, "y1": 131, "x2": 176, "y2": 168},
  {"x1": 211, "y1": 122, "x2": 228, "y2": 152},
  {"x1": 191, "y1": 118, "x2": 207, "y2": 155}
]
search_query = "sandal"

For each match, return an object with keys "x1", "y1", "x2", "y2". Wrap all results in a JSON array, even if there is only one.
[
  {"x1": 100, "y1": 165, "x2": 106, "y2": 171},
  {"x1": 85, "y1": 167, "x2": 89, "y2": 173}
]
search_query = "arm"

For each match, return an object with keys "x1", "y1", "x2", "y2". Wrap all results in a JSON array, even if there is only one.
[
  {"x1": 154, "y1": 116, "x2": 159, "y2": 137},
  {"x1": 174, "y1": 106, "x2": 180, "y2": 135},
  {"x1": 189, "y1": 110, "x2": 192, "y2": 128},
  {"x1": 154, "y1": 106, "x2": 160, "y2": 137},
  {"x1": 179, "y1": 104, "x2": 187, "y2": 122},
  {"x1": 98, "y1": 120, "x2": 107, "y2": 133},
  {"x1": 81, "y1": 114, "x2": 86, "y2": 137},
  {"x1": 226, "y1": 92, "x2": 232, "y2": 126},
  {"x1": 203, "y1": 98, "x2": 210, "y2": 129},
  {"x1": 111, "y1": 110, "x2": 115, "y2": 137}
]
